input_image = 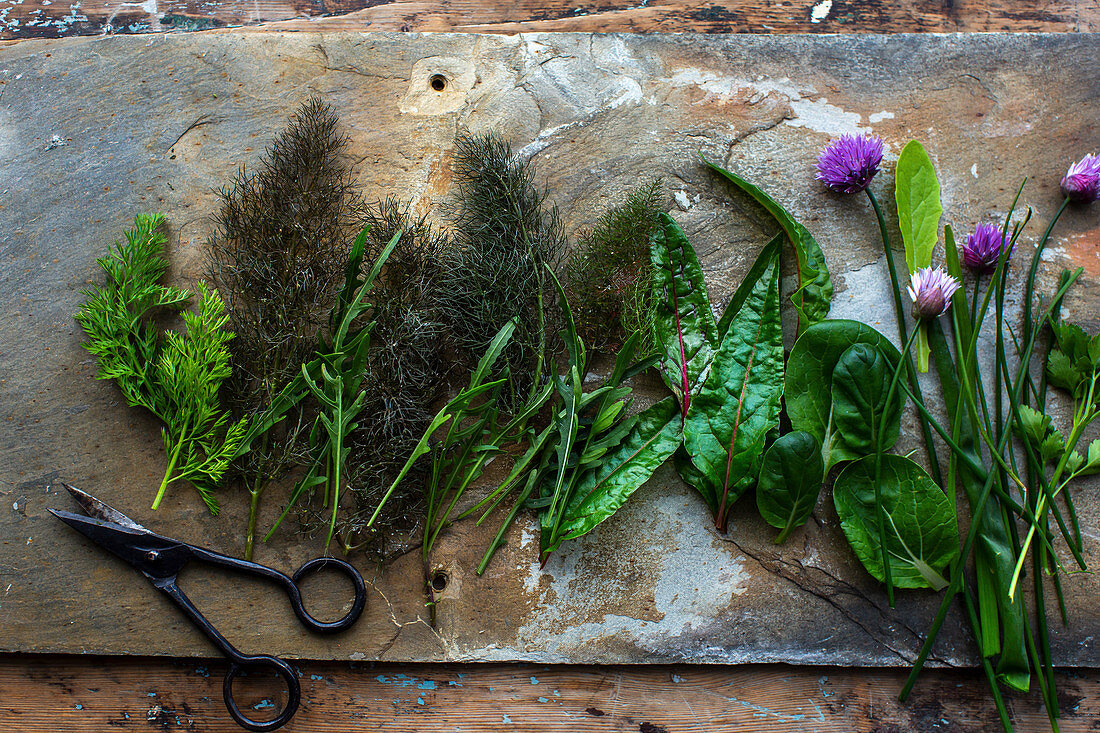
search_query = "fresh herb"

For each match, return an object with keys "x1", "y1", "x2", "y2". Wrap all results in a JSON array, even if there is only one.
[
  {"x1": 440, "y1": 131, "x2": 566, "y2": 410},
  {"x1": 76, "y1": 213, "x2": 248, "y2": 514},
  {"x1": 564, "y1": 178, "x2": 663, "y2": 357},
  {"x1": 206, "y1": 97, "x2": 358, "y2": 557},
  {"x1": 755, "y1": 431, "x2": 824, "y2": 543}
]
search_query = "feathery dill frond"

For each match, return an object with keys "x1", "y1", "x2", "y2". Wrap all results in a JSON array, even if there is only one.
[
  {"x1": 205, "y1": 97, "x2": 366, "y2": 554},
  {"x1": 440, "y1": 131, "x2": 566, "y2": 411},
  {"x1": 565, "y1": 178, "x2": 663, "y2": 357}
]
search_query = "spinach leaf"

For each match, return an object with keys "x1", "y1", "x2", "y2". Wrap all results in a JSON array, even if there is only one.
[
  {"x1": 702, "y1": 156, "x2": 832, "y2": 333},
  {"x1": 544, "y1": 396, "x2": 682, "y2": 556},
  {"x1": 756, "y1": 431, "x2": 825, "y2": 543},
  {"x1": 683, "y1": 243, "x2": 783, "y2": 530},
  {"x1": 650, "y1": 212, "x2": 719, "y2": 420},
  {"x1": 833, "y1": 454, "x2": 958, "y2": 590},
  {"x1": 829, "y1": 343, "x2": 904, "y2": 468},
  {"x1": 785, "y1": 319, "x2": 901, "y2": 460},
  {"x1": 894, "y1": 140, "x2": 942, "y2": 274}
]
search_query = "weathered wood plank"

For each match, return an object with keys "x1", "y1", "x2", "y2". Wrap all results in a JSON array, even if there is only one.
[
  {"x1": 0, "y1": 0, "x2": 1098, "y2": 41},
  {"x1": 2, "y1": 655, "x2": 1097, "y2": 731},
  {"x1": 1, "y1": 31, "x2": 1098, "y2": 668}
]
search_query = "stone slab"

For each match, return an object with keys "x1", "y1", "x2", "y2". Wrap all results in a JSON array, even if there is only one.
[{"x1": 0, "y1": 31, "x2": 1098, "y2": 666}]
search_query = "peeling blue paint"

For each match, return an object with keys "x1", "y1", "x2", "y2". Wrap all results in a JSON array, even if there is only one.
[
  {"x1": 417, "y1": 680, "x2": 436, "y2": 690},
  {"x1": 537, "y1": 697, "x2": 548, "y2": 703},
  {"x1": 553, "y1": 689, "x2": 560, "y2": 697},
  {"x1": 502, "y1": 714, "x2": 512, "y2": 724},
  {"x1": 195, "y1": 666, "x2": 209, "y2": 678},
  {"x1": 417, "y1": 697, "x2": 424, "y2": 705},
  {"x1": 252, "y1": 699, "x2": 275, "y2": 711},
  {"x1": 74, "y1": 704, "x2": 83, "y2": 710},
  {"x1": 529, "y1": 677, "x2": 539, "y2": 685}
]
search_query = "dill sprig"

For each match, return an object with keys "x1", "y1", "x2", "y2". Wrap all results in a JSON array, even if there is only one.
[
  {"x1": 75, "y1": 213, "x2": 247, "y2": 514},
  {"x1": 206, "y1": 97, "x2": 364, "y2": 556},
  {"x1": 565, "y1": 178, "x2": 663, "y2": 357},
  {"x1": 440, "y1": 131, "x2": 566, "y2": 411}
]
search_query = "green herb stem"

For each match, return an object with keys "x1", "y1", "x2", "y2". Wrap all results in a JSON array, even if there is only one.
[{"x1": 866, "y1": 188, "x2": 943, "y2": 487}]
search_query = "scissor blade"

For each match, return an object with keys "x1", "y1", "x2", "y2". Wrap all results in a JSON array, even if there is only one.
[
  {"x1": 58, "y1": 483, "x2": 147, "y2": 531},
  {"x1": 49, "y1": 507, "x2": 184, "y2": 575}
]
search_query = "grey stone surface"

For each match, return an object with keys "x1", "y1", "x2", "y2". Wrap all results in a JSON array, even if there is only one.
[{"x1": 0, "y1": 31, "x2": 1098, "y2": 666}]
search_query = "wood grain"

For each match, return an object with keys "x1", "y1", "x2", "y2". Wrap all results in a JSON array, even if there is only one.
[
  {"x1": 1, "y1": 0, "x2": 1098, "y2": 41},
  {"x1": 3, "y1": 654, "x2": 1098, "y2": 731}
]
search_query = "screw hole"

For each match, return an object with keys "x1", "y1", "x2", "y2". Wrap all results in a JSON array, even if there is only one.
[
  {"x1": 429, "y1": 74, "x2": 447, "y2": 92},
  {"x1": 431, "y1": 571, "x2": 448, "y2": 592}
]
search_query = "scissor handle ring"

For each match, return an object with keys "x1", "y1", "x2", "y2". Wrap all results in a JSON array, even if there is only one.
[
  {"x1": 223, "y1": 655, "x2": 301, "y2": 732},
  {"x1": 288, "y1": 557, "x2": 367, "y2": 633}
]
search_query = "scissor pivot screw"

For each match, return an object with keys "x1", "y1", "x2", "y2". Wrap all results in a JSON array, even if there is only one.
[{"x1": 147, "y1": 550, "x2": 159, "y2": 561}]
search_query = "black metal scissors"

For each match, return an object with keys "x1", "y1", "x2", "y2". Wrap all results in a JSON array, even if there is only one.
[{"x1": 50, "y1": 483, "x2": 367, "y2": 731}]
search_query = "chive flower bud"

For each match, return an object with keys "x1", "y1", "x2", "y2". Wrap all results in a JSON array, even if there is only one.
[
  {"x1": 815, "y1": 135, "x2": 885, "y2": 194},
  {"x1": 1061, "y1": 153, "x2": 1100, "y2": 203},
  {"x1": 960, "y1": 222, "x2": 1011, "y2": 275},
  {"x1": 907, "y1": 267, "x2": 960, "y2": 320}
]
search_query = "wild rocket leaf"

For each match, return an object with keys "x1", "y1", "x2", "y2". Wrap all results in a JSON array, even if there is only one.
[
  {"x1": 895, "y1": 140, "x2": 942, "y2": 274},
  {"x1": 785, "y1": 319, "x2": 901, "y2": 453},
  {"x1": 545, "y1": 397, "x2": 682, "y2": 555},
  {"x1": 651, "y1": 212, "x2": 718, "y2": 420},
  {"x1": 702, "y1": 156, "x2": 832, "y2": 332},
  {"x1": 682, "y1": 244, "x2": 783, "y2": 530},
  {"x1": 829, "y1": 343, "x2": 904, "y2": 469},
  {"x1": 756, "y1": 431, "x2": 824, "y2": 544},
  {"x1": 833, "y1": 454, "x2": 958, "y2": 590}
]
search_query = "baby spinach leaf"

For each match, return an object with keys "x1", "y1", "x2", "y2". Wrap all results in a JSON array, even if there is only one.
[
  {"x1": 785, "y1": 319, "x2": 901, "y2": 459},
  {"x1": 651, "y1": 213, "x2": 718, "y2": 420},
  {"x1": 683, "y1": 244, "x2": 783, "y2": 531},
  {"x1": 702, "y1": 156, "x2": 832, "y2": 333},
  {"x1": 756, "y1": 431, "x2": 824, "y2": 544},
  {"x1": 829, "y1": 343, "x2": 904, "y2": 468},
  {"x1": 833, "y1": 454, "x2": 958, "y2": 590},
  {"x1": 545, "y1": 397, "x2": 682, "y2": 555},
  {"x1": 894, "y1": 140, "x2": 942, "y2": 274}
]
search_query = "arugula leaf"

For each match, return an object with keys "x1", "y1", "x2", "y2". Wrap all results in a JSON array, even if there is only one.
[
  {"x1": 682, "y1": 243, "x2": 783, "y2": 530},
  {"x1": 829, "y1": 343, "x2": 904, "y2": 469},
  {"x1": 756, "y1": 431, "x2": 824, "y2": 544},
  {"x1": 895, "y1": 140, "x2": 942, "y2": 274},
  {"x1": 701, "y1": 156, "x2": 832, "y2": 333},
  {"x1": 650, "y1": 212, "x2": 718, "y2": 420},
  {"x1": 833, "y1": 454, "x2": 958, "y2": 590}
]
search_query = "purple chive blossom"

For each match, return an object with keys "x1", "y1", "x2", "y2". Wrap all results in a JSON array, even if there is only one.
[
  {"x1": 1061, "y1": 153, "x2": 1100, "y2": 203},
  {"x1": 907, "y1": 267, "x2": 961, "y2": 320},
  {"x1": 815, "y1": 135, "x2": 885, "y2": 194},
  {"x1": 960, "y1": 222, "x2": 1012, "y2": 275}
]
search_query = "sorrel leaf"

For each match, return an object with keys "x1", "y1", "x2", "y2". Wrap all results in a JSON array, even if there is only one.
[
  {"x1": 682, "y1": 244, "x2": 783, "y2": 530},
  {"x1": 702, "y1": 156, "x2": 832, "y2": 333},
  {"x1": 833, "y1": 454, "x2": 958, "y2": 590},
  {"x1": 895, "y1": 140, "x2": 942, "y2": 274},
  {"x1": 650, "y1": 213, "x2": 718, "y2": 420},
  {"x1": 830, "y1": 343, "x2": 904, "y2": 467},
  {"x1": 716, "y1": 232, "x2": 784, "y2": 341},
  {"x1": 785, "y1": 319, "x2": 900, "y2": 464},
  {"x1": 545, "y1": 397, "x2": 682, "y2": 555},
  {"x1": 756, "y1": 431, "x2": 824, "y2": 544}
]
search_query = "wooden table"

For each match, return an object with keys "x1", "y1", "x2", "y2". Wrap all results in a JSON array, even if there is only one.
[{"x1": 2, "y1": 3, "x2": 1099, "y2": 731}]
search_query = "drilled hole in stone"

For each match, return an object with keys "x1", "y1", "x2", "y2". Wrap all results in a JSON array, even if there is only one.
[
  {"x1": 429, "y1": 74, "x2": 447, "y2": 92},
  {"x1": 431, "y1": 571, "x2": 448, "y2": 592}
]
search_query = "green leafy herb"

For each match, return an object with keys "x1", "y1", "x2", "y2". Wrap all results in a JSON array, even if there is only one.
[
  {"x1": 440, "y1": 131, "x2": 565, "y2": 410},
  {"x1": 565, "y1": 179, "x2": 663, "y2": 357},
  {"x1": 702, "y1": 156, "x2": 833, "y2": 333},
  {"x1": 206, "y1": 97, "x2": 359, "y2": 556},
  {"x1": 755, "y1": 431, "x2": 825, "y2": 544},
  {"x1": 830, "y1": 343, "x2": 904, "y2": 463},
  {"x1": 682, "y1": 240, "x2": 784, "y2": 531},
  {"x1": 784, "y1": 319, "x2": 901, "y2": 469},
  {"x1": 76, "y1": 214, "x2": 247, "y2": 514},
  {"x1": 833, "y1": 454, "x2": 957, "y2": 590},
  {"x1": 650, "y1": 212, "x2": 719, "y2": 421}
]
